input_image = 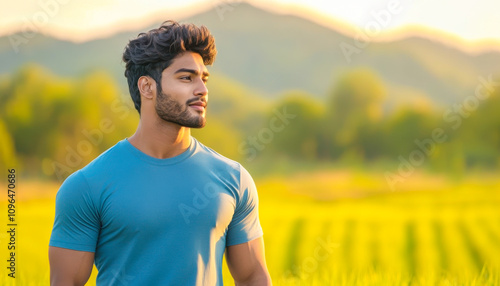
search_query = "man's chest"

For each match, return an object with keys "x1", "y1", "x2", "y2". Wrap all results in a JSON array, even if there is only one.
[{"x1": 98, "y1": 177, "x2": 237, "y2": 239}]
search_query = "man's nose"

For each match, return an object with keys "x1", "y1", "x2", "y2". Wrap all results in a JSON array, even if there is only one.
[{"x1": 194, "y1": 78, "x2": 208, "y2": 97}]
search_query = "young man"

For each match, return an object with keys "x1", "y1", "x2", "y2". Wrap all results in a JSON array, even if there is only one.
[{"x1": 49, "y1": 21, "x2": 271, "y2": 286}]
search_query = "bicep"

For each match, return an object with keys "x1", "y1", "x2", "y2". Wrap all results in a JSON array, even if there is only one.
[
  {"x1": 226, "y1": 237, "x2": 271, "y2": 285},
  {"x1": 49, "y1": 246, "x2": 94, "y2": 286}
]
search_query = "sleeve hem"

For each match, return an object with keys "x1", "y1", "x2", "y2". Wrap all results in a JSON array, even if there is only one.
[
  {"x1": 226, "y1": 230, "x2": 264, "y2": 247},
  {"x1": 49, "y1": 240, "x2": 96, "y2": 253}
]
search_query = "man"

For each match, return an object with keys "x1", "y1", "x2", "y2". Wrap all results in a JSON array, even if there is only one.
[{"x1": 49, "y1": 21, "x2": 271, "y2": 286}]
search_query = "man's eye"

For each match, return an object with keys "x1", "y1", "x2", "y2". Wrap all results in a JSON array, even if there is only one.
[{"x1": 180, "y1": 76, "x2": 191, "y2": 80}]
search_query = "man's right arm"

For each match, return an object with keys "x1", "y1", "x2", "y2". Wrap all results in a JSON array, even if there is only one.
[
  {"x1": 49, "y1": 246, "x2": 95, "y2": 286},
  {"x1": 49, "y1": 171, "x2": 100, "y2": 285}
]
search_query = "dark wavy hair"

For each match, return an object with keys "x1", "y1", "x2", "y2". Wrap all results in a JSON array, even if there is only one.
[{"x1": 122, "y1": 20, "x2": 217, "y2": 114}]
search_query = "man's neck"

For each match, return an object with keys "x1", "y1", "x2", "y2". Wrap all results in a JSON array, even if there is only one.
[{"x1": 127, "y1": 118, "x2": 191, "y2": 159}]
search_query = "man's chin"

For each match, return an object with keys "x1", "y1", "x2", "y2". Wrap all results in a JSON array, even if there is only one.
[
  {"x1": 190, "y1": 121, "x2": 206, "y2": 129},
  {"x1": 184, "y1": 117, "x2": 206, "y2": 128}
]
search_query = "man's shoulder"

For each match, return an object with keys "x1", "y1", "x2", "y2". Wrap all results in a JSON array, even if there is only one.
[
  {"x1": 78, "y1": 139, "x2": 129, "y2": 177},
  {"x1": 193, "y1": 137, "x2": 241, "y2": 172}
]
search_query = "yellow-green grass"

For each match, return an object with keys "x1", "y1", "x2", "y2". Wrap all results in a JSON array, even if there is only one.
[{"x1": 1, "y1": 170, "x2": 499, "y2": 285}]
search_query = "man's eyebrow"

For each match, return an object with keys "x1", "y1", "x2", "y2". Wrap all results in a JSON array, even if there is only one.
[{"x1": 174, "y1": 68, "x2": 210, "y2": 77}]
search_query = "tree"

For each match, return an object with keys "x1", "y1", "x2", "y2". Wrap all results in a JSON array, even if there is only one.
[
  {"x1": 0, "y1": 119, "x2": 17, "y2": 169},
  {"x1": 455, "y1": 86, "x2": 500, "y2": 168},
  {"x1": 264, "y1": 91, "x2": 325, "y2": 160},
  {"x1": 326, "y1": 68, "x2": 386, "y2": 160}
]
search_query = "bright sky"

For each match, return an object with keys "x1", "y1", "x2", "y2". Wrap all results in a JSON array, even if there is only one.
[{"x1": 2, "y1": 0, "x2": 499, "y2": 48}]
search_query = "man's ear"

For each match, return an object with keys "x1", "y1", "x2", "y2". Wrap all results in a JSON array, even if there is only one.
[{"x1": 138, "y1": 76, "x2": 155, "y2": 100}]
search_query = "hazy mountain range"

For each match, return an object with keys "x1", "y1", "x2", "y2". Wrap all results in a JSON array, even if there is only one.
[{"x1": 1, "y1": 3, "x2": 499, "y2": 108}]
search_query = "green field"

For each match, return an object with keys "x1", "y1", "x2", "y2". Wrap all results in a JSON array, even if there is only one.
[{"x1": 1, "y1": 169, "x2": 500, "y2": 285}]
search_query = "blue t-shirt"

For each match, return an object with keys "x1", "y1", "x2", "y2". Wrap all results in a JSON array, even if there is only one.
[{"x1": 49, "y1": 137, "x2": 263, "y2": 285}]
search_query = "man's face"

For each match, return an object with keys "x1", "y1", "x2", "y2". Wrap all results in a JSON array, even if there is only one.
[{"x1": 154, "y1": 52, "x2": 209, "y2": 128}]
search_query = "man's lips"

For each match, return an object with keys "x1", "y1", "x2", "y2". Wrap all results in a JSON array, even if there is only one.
[{"x1": 188, "y1": 101, "x2": 206, "y2": 111}]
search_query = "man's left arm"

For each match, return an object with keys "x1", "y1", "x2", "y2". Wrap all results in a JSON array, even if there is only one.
[{"x1": 226, "y1": 236, "x2": 272, "y2": 286}]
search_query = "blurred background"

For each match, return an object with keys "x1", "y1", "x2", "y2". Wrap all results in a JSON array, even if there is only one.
[{"x1": 1, "y1": 0, "x2": 499, "y2": 285}]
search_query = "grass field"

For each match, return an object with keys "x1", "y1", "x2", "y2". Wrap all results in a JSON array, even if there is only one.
[{"x1": 1, "y1": 169, "x2": 499, "y2": 285}]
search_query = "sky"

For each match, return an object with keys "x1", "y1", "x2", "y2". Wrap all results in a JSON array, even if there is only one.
[{"x1": 1, "y1": 0, "x2": 499, "y2": 49}]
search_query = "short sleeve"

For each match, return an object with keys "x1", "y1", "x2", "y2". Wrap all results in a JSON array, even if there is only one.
[
  {"x1": 49, "y1": 171, "x2": 100, "y2": 252},
  {"x1": 226, "y1": 166, "x2": 263, "y2": 246}
]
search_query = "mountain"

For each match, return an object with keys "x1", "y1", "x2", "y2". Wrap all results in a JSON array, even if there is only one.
[{"x1": 1, "y1": 3, "x2": 500, "y2": 107}]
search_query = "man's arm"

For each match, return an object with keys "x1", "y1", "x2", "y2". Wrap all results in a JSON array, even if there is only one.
[
  {"x1": 49, "y1": 246, "x2": 95, "y2": 286},
  {"x1": 226, "y1": 237, "x2": 272, "y2": 286}
]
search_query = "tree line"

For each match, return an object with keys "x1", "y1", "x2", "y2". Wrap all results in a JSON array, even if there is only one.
[{"x1": 1, "y1": 65, "x2": 499, "y2": 180}]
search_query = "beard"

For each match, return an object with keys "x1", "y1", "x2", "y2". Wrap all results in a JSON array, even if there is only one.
[{"x1": 155, "y1": 90, "x2": 206, "y2": 128}]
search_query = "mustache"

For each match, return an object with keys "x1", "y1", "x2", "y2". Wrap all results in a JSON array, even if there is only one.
[{"x1": 186, "y1": 98, "x2": 207, "y2": 105}]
